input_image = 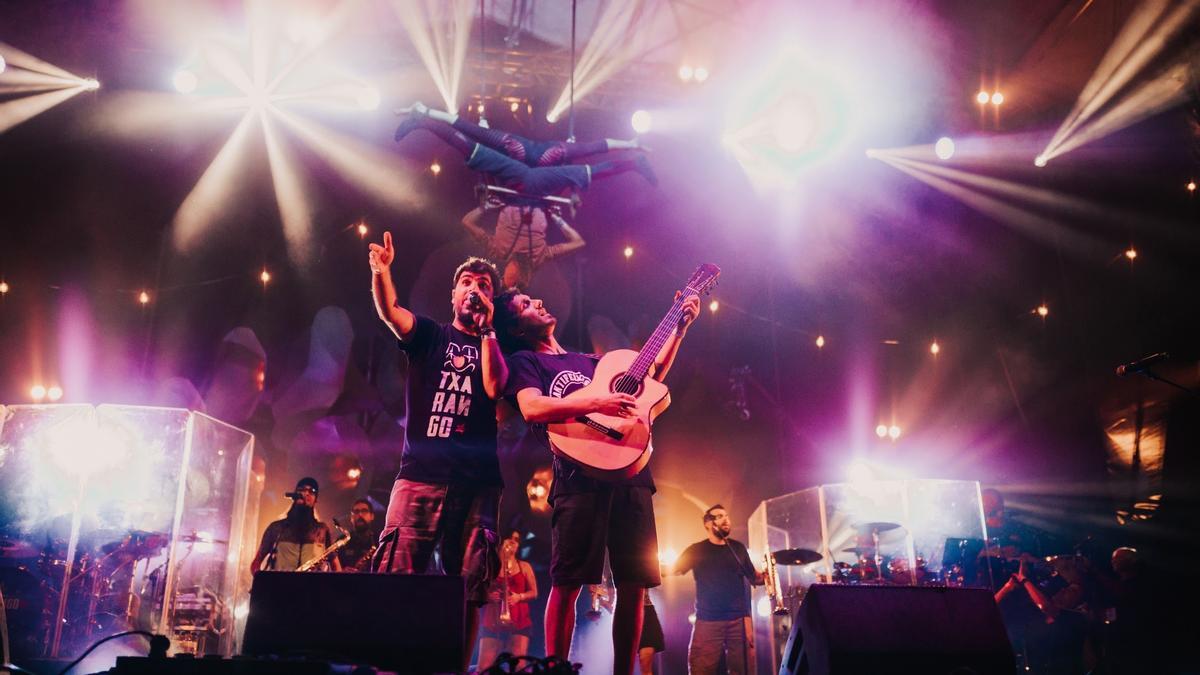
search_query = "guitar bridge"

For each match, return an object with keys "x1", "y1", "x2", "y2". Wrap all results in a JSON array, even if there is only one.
[{"x1": 575, "y1": 416, "x2": 624, "y2": 440}]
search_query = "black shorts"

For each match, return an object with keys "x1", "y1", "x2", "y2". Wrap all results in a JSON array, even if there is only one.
[
  {"x1": 640, "y1": 603, "x2": 666, "y2": 652},
  {"x1": 550, "y1": 486, "x2": 659, "y2": 588}
]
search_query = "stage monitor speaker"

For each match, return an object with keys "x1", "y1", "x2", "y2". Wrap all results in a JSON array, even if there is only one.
[
  {"x1": 242, "y1": 571, "x2": 464, "y2": 673},
  {"x1": 778, "y1": 584, "x2": 1014, "y2": 675}
]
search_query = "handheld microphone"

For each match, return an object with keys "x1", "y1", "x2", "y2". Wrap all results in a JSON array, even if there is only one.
[
  {"x1": 1116, "y1": 352, "x2": 1168, "y2": 377},
  {"x1": 467, "y1": 291, "x2": 485, "y2": 311}
]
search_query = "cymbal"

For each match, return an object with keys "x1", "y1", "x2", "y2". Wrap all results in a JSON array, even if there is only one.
[
  {"x1": 853, "y1": 522, "x2": 901, "y2": 534},
  {"x1": 841, "y1": 547, "x2": 875, "y2": 555},
  {"x1": 772, "y1": 548, "x2": 822, "y2": 565}
]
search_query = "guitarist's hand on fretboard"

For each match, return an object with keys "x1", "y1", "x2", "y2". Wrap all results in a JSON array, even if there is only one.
[{"x1": 674, "y1": 292, "x2": 701, "y2": 335}]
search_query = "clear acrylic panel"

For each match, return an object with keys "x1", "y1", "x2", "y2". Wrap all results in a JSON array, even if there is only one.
[
  {"x1": 748, "y1": 479, "x2": 986, "y2": 675},
  {"x1": 0, "y1": 404, "x2": 255, "y2": 661}
]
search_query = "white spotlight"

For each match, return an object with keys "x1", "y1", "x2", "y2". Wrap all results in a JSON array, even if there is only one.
[
  {"x1": 356, "y1": 86, "x2": 380, "y2": 111},
  {"x1": 1034, "y1": 155, "x2": 1047, "y2": 168},
  {"x1": 30, "y1": 385, "x2": 47, "y2": 402},
  {"x1": 83, "y1": 78, "x2": 100, "y2": 90},
  {"x1": 694, "y1": 66, "x2": 709, "y2": 83},
  {"x1": 47, "y1": 386, "x2": 64, "y2": 402},
  {"x1": 678, "y1": 65, "x2": 694, "y2": 82},
  {"x1": 990, "y1": 91, "x2": 1004, "y2": 105},
  {"x1": 631, "y1": 110, "x2": 652, "y2": 134},
  {"x1": 934, "y1": 137, "x2": 955, "y2": 160},
  {"x1": 875, "y1": 424, "x2": 888, "y2": 438},
  {"x1": 172, "y1": 70, "x2": 198, "y2": 94},
  {"x1": 888, "y1": 425, "x2": 902, "y2": 440},
  {"x1": 0, "y1": 54, "x2": 6, "y2": 75}
]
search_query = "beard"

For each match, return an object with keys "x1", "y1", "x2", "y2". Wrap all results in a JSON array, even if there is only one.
[
  {"x1": 456, "y1": 307, "x2": 481, "y2": 328},
  {"x1": 352, "y1": 517, "x2": 371, "y2": 532},
  {"x1": 285, "y1": 502, "x2": 317, "y2": 537},
  {"x1": 713, "y1": 525, "x2": 731, "y2": 540}
]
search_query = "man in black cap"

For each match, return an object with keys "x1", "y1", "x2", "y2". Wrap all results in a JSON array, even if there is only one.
[{"x1": 249, "y1": 477, "x2": 342, "y2": 574}]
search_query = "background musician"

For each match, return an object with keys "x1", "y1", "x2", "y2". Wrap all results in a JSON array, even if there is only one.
[
  {"x1": 249, "y1": 477, "x2": 341, "y2": 574},
  {"x1": 477, "y1": 528, "x2": 538, "y2": 670},
  {"x1": 669, "y1": 505, "x2": 763, "y2": 675},
  {"x1": 337, "y1": 497, "x2": 379, "y2": 572}
]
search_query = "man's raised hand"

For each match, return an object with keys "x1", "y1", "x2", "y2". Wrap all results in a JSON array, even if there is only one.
[{"x1": 368, "y1": 231, "x2": 395, "y2": 274}]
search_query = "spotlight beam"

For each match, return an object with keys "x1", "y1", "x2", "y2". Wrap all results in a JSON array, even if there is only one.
[
  {"x1": 171, "y1": 112, "x2": 258, "y2": 252},
  {"x1": 271, "y1": 107, "x2": 427, "y2": 214},
  {"x1": 0, "y1": 41, "x2": 79, "y2": 80},
  {"x1": 202, "y1": 43, "x2": 257, "y2": 98},
  {"x1": 546, "y1": 0, "x2": 671, "y2": 122},
  {"x1": 0, "y1": 87, "x2": 86, "y2": 134},
  {"x1": 873, "y1": 155, "x2": 1110, "y2": 257},
  {"x1": 876, "y1": 151, "x2": 1200, "y2": 243},
  {"x1": 0, "y1": 69, "x2": 89, "y2": 95},
  {"x1": 390, "y1": 0, "x2": 474, "y2": 111},
  {"x1": 260, "y1": 112, "x2": 317, "y2": 266},
  {"x1": 1043, "y1": 62, "x2": 1191, "y2": 161},
  {"x1": 264, "y1": 1, "x2": 358, "y2": 95},
  {"x1": 1041, "y1": 0, "x2": 1199, "y2": 160}
]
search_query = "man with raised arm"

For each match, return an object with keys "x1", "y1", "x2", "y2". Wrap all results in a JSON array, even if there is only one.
[{"x1": 368, "y1": 231, "x2": 507, "y2": 672}]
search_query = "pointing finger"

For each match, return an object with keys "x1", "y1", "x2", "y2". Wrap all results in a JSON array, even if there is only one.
[{"x1": 383, "y1": 231, "x2": 393, "y2": 250}]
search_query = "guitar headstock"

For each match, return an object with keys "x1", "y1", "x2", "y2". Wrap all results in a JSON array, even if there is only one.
[{"x1": 681, "y1": 263, "x2": 721, "y2": 297}]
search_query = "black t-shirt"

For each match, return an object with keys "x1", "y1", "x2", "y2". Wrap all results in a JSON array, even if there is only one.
[
  {"x1": 675, "y1": 539, "x2": 757, "y2": 621},
  {"x1": 503, "y1": 350, "x2": 655, "y2": 502},
  {"x1": 396, "y1": 316, "x2": 501, "y2": 486}
]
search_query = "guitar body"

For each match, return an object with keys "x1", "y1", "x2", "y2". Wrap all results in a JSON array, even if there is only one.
[{"x1": 546, "y1": 349, "x2": 671, "y2": 480}]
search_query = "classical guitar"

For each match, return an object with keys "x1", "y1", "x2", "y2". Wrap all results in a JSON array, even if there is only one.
[{"x1": 546, "y1": 263, "x2": 720, "y2": 480}]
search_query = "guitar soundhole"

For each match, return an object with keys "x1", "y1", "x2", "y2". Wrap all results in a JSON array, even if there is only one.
[{"x1": 609, "y1": 372, "x2": 644, "y2": 398}]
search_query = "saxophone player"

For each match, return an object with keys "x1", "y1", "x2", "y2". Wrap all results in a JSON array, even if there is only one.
[
  {"x1": 249, "y1": 477, "x2": 342, "y2": 574},
  {"x1": 477, "y1": 529, "x2": 538, "y2": 669}
]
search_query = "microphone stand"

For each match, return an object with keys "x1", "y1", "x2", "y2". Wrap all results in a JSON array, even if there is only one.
[{"x1": 1130, "y1": 367, "x2": 1200, "y2": 399}]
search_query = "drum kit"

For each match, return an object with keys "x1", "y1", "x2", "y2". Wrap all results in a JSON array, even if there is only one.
[
  {"x1": 0, "y1": 529, "x2": 169, "y2": 660},
  {"x1": 764, "y1": 521, "x2": 946, "y2": 613}
]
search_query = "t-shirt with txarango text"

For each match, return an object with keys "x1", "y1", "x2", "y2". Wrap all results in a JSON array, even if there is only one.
[{"x1": 396, "y1": 316, "x2": 501, "y2": 487}]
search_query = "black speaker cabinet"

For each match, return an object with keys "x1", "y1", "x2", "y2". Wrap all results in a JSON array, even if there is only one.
[
  {"x1": 778, "y1": 584, "x2": 1014, "y2": 675},
  {"x1": 242, "y1": 572, "x2": 464, "y2": 673}
]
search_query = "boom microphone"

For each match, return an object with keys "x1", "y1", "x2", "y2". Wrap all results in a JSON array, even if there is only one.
[{"x1": 1116, "y1": 352, "x2": 1168, "y2": 377}]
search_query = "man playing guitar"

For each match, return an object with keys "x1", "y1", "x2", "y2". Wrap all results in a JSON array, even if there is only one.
[{"x1": 493, "y1": 286, "x2": 700, "y2": 675}]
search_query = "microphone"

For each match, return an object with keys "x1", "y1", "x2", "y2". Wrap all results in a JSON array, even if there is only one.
[
  {"x1": 467, "y1": 291, "x2": 485, "y2": 311},
  {"x1": 1116, "y1": 352, "x2": 1168, "y2": 377}
]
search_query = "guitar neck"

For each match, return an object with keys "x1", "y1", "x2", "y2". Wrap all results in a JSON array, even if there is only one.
[{"x1": 625, "y1": 298, "x2": 687, "y2": 383}]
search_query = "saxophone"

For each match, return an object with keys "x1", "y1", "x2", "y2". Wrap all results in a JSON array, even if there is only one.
[
  {"x1": 296, "y1": 523, "x2": 351, "y2": 572},
  {"x1": 764, "y1": 551, "x2": 788, "y2": 615}
]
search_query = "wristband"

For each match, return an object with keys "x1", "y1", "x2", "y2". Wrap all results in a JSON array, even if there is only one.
[{"x1": 479, "y1": 327, "x2": 496, "y2": 339}]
